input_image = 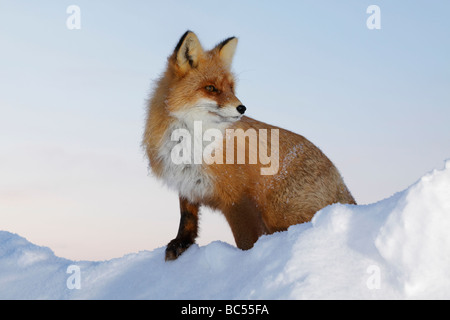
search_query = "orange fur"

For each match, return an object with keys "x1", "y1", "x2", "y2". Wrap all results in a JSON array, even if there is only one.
[{"x1": 143, "y1": 31, "x2": 356, "y2": 260}]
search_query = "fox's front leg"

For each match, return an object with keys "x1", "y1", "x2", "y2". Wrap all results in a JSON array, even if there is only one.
[{"x1": 165, "y1": 197, "x2": 199, "y2": 261}]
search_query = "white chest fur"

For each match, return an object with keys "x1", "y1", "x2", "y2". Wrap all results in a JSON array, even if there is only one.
[{"x1": 156, "y1": 117, "x2": 229, "y2": 203}]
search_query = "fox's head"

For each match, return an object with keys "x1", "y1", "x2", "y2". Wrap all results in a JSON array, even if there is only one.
[{"x1": 164, "y1": 31, "x2": 245, "y2": 126}]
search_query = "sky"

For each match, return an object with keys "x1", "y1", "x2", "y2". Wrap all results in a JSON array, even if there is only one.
[{"x1": 1, "y1": 0, "x2": 449, "y2": 260}]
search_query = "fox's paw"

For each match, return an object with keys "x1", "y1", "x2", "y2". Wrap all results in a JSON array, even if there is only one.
[{"x1": 165, "y1": 238, "x2": 193, "y2": 261}]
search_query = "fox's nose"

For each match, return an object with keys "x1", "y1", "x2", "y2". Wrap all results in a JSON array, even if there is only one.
[{"x1": 236, "y1": 105, "x2": 246, "y2": 115}]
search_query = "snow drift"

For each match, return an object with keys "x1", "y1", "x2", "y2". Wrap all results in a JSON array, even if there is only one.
[{"x1": 1, "y1": 160, "x2": 450, "y2": 299}]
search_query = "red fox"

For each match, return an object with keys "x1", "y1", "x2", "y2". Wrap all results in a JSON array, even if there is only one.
[{"x1": 143, "y1": 31, "x2": 356, "y2": 261}]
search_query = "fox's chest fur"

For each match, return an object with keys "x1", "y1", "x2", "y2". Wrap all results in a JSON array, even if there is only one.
[{"x1": 156, "y1": 116, "x2": 230, "y2": 203}]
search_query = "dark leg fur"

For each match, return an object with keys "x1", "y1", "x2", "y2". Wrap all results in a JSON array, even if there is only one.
[{"x1": 165, "y1": 197, "x2": 199, "y2": 261}]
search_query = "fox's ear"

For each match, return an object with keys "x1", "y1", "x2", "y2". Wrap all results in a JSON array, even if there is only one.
[
  {"x1": 173, "y1": 31, "x2": 204, "y2": 73},
  {"x1": 216, "y1": 37, "x2": 238, "y2": 69}
]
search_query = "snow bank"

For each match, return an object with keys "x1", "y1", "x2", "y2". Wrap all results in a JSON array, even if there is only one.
[{"x1": 1, "y1": 161, "x2": 450, "y2": 299}]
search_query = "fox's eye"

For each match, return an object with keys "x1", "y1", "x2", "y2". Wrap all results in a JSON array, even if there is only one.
[{"x1": 205, "y1": 85, "x2": 217, "y2": 92}]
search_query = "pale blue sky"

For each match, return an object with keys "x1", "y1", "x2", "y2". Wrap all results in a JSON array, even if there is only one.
[{"x1": 1, "y1": 1, "x2": 449, "y2": 260}]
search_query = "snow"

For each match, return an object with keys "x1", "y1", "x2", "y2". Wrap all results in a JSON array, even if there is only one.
[{"x1": 1, "y1": 160, "x2": 450, "y2": 299}]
